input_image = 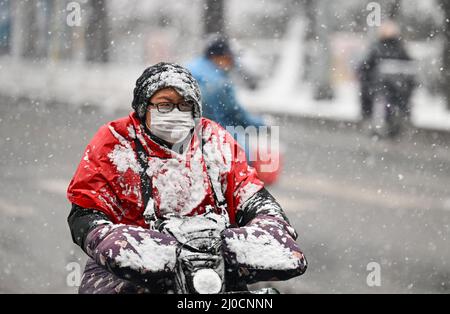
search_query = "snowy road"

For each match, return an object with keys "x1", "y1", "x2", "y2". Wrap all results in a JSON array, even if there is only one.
[
  {"x1": 0, "y1": 96, "x2": 449, "y2": 293},
  {"x1": 265, "y1": 118, "x2": 450, "y2": 293}
]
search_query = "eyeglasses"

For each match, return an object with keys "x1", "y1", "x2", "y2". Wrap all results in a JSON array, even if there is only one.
[{"x1": 148, "y1": 101, "x2": 195, "y2": 113}]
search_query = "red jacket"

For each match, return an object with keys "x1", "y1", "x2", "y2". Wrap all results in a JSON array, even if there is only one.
[{"x1": 67, "y1": 112, "x2": 264, "y2": 227}]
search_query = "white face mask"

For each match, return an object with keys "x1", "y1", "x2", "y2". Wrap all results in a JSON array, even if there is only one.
[{"x1": 147, "y1": 109, "x2": 195, "y2": 144}]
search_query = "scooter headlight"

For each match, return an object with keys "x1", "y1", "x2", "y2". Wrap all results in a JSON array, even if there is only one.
[{"x1": 192, "y1": 268, "x2": 222, "y2": 294}]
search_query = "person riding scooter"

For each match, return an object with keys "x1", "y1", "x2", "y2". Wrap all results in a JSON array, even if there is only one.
[{"x1": 67, "y1": 62, "x2": 307, "y2": 294}]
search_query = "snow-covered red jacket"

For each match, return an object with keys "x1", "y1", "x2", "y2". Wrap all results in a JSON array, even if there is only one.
[
  {"x1": 68, "y1": 112, "x2": 265, "y2": 225},
  {"x1": 67, "y1": 112, "x2": 307, "y2": 293}
]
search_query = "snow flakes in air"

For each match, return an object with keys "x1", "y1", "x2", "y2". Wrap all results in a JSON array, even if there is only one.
[{"x1": 107, "y1": 125, "x2": 142, "y2": 174}]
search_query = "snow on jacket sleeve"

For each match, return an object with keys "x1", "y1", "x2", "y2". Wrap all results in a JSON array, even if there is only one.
[
  {"x1": 68, "y1": 205, "x2": 177, "y2": 288},
  {"x1": 67, "y1": 123, "x2": 180, "y2": 286},
  {"x1": 221, "y1": 188, "x2": 307, "y2": 284},
  {"x1": 83, "y1": 222, "x2": 178, "y2": 286},
  {"x1": 68, "y1": 203, "x2": 180, "y2": 287},
  {"x1": 66, "y1": 124, "x2": 126, "y2": 222}
]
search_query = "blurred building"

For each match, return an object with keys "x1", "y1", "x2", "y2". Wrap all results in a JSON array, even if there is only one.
[{"x1": 1, "y1": 0, "x2": 448, "y2": 102}]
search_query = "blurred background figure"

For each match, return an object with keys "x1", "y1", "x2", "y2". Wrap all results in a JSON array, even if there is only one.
[
  {"x1": 188, "y1": 35, "x2": 274, "y2": 177},
  {"x1": 187, "y1": 35, "x2": 266, "y2": 132},
  {"x1": 357, "y1": 20, "x2": 416, "y2": 138},
  {"x1": 187, "y1": 35, "x2": 283, "y2": 185}
]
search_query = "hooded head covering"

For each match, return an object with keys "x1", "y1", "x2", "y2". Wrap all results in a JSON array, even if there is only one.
[
  {"x1": 204, "y1": 35, "x2": 234, "y2": 58},
  {"x1": 132, "y1": 62, "x2": 202, "y2": 120}
]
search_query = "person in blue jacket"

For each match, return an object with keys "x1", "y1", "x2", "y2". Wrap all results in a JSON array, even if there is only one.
[{"x1": 187, "y1": 36, "x2": 266, "y2": 140}]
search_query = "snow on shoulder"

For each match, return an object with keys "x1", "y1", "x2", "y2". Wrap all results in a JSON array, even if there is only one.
[{"x1": 107, "y1": 125, "x2": 142, "y2": 174}]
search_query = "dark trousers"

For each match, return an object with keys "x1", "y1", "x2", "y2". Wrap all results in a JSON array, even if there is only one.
[{"x1": 360, "y1": 81, "x2": 412, "y2": 121}]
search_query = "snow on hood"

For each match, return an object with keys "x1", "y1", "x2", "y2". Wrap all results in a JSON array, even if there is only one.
[{"x1": 132, "y1": 62, "x2": 202, "y2": 119}]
